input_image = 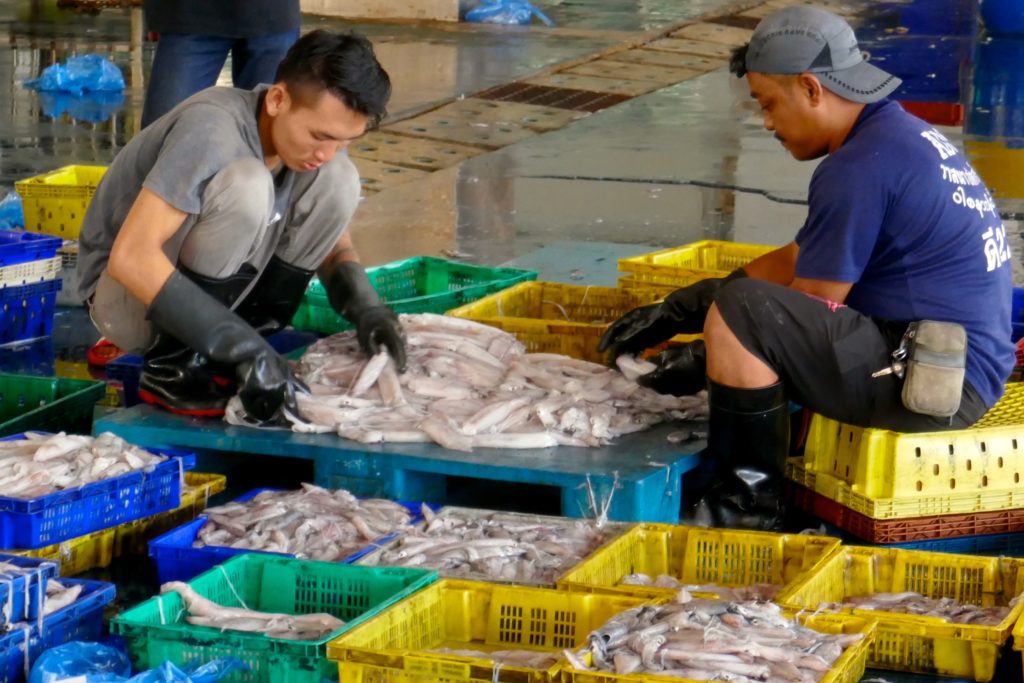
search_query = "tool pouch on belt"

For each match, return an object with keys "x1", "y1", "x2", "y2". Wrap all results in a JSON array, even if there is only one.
[{"x1": 899, "y1": 320, "x2": 967, "y2": 417}]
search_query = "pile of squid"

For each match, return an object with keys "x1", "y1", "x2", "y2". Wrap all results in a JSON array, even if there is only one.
[
  {"x1": 566, "y1": 591, "x2": 863, "y2": 682},
  {"x1": 226, "y1": 313, "x2": 707, "y2": 450}
]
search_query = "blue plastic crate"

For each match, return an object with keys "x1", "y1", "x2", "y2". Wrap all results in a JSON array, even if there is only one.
[
  {"x1": 0, "y1": 578, "x2": 114, "y2": 683},
  {"x1": 0, "y1": 560, "x2": 54, "y2": 625},
  {"x1": 0, "y1": 433, "x2": 195, "y2": 549},
  {"x1": 148, "y1": 488, "x2": 424, "y2": 584},
  {"x1": 890, "y1": 532, "x2": 1024, "y2": 556},
  {"x1": 0, "y1": 555, "x2": 57, "y2": 627},
  {"x1": 106, "y1": 354, "x2": 142, "y2": 407},
  {"x1": 0, "y1": 233, "x2": 61, "y2": 269},
  {"x1": 0, "y1": 280, "x2": 60, "y2": 347}
]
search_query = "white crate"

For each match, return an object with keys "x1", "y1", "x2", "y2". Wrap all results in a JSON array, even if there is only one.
[{"x1": 0, "y1": 256, "x2": 61, "y2": 289}]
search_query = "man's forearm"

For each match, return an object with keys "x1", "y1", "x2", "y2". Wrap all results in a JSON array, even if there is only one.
[{"x1": 742, "y1": 242, "x2": 798, "y2": 285}]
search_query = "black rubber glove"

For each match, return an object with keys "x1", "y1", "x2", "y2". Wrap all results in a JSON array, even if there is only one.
[
  {"x1": 147, "y1": 271, "x2": 305, "y2": 422},
  {"x1": 597, "y1": 269, "x2": 747, "y2": 358},
  {"x1": 636, "y1": 340, "x2": 707, "y2": 396},
  {"x1": 322, "y1": 261, "x2": 408, "y2": 372}
]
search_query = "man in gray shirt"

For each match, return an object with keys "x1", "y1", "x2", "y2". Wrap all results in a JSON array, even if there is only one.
[{"x1": 78, "y1": 30, "x2": 406, "y2": 422}]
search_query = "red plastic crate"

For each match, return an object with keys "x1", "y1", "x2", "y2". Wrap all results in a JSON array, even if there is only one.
[{"x1": 785, "y1": 480, "x2": 1024, "y2": 544}]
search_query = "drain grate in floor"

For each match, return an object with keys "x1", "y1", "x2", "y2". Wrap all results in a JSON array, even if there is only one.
[{"x1": 475, "y1": 83, "x2": 632, "y2": 113}]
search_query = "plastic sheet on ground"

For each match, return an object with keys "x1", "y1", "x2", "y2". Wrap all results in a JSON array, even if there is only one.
[{"x1": 30, "y1": 642, "x2": 247, "y2": 683}]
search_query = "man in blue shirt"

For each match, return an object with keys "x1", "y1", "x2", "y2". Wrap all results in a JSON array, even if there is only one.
[{"x1": 599, "y1": 7, "x2": 1014, "y2": 530}]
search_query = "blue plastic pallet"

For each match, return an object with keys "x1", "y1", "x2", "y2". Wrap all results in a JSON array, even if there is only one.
[
  {"x1": 96, "y1": 406, "x2": 705, "y2": 524},
  {"x1": 0, "y1": 578, "x2": 114, "y2": 683},
  {"x1": 148, "y1": 488, "x2": 424, "y2": 584},
  {"x1": 0, "y1": 555, "x2": 57, "y2": 627},
  {"x1": 0, "y1": 233, "x2": 60, "y2": 269},
  {"x1": 0, "y1": 433, "x2": 195, "y2": 549}
]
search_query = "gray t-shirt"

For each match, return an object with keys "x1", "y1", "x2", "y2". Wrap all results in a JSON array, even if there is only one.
[{"x1": 77, "y1": 86, "x2": 293, "y2": 300}]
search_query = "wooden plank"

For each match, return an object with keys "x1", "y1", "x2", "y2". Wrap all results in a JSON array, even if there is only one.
[
  {"x1": 671, "y1": 22, "x2": 755, "y2": 47},
  {"x1": 349, "y1": 132, "x2": 483, "y2": 171},
  {"x1": 644, "y1": 37, "x2": 736, "y2": 59},
  {"x1": 383, "y1": 112, "x2": 536, "y2": 149},
  {"x1": 421, "y1": 98, "x2": 589, "y2": 133},
  {"x1": 524, "y1": 73, "x2": 661, "y2": 97},
  {"x1": 351, "y1": 157, "x2": 432, "y2": 193},
  {"x1": 299, "y1": 0, "x2": 458, "y2": 21},
  {"x1": 563, "y1": 59, "x2": 701, "y2": 86},
  {"x1": 606, "y1": 48, "x2": 726, "y2": 73}
]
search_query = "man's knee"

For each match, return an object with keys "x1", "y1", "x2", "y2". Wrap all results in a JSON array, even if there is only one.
[
  {"x1": 202, "y1": 158, "x2": 275, "y2": 228},
  {"x1": 705, "y1": 278, "x2": 764, "y2": 340}
]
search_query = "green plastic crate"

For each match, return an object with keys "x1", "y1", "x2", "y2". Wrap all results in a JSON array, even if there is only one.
[
  {"x1": 0, "y1": 374, "x2": 106, "y2": 436},
  {"x1": 290, "y1": 256, "x2": 536, "y2": 335},
  {"x1": 111, "y1": 553, "x2": 437, "y2": 683}
]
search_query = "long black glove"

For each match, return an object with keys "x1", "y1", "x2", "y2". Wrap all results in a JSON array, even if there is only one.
[
  {"x1": 597, "y1": 269, "x2": 747, "y2": 358},
  {"x1": 323, "y1": 261, "x2": 407, "y2": 372},
  {"x1": 636, "y1": 340, "x2": 707, "y2": 396},
  {"x1": 147, "y1": 271, "x2": 304, "y2": 422}
]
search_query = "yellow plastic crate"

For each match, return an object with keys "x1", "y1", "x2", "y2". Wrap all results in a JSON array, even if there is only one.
[
  {"x1": 617, "y1": 240, "x2": 774, "y2": 288},
  {"x1": 563, "y1": 613, "x2": 876, "y2": 683},
  {"x1": 446, "y1": 281, "x2": 699, "y2": 363},
  {"x1": 16, "y1": 164, "x2": 108, "y2": 239},
  {"x1": 557, "y1": 523, "x2": 841, "y2": 600},
  {"x1": 4, "y1": 472, "x2": 224, "y2": 575},
  {"x1": 616, "y1": 275, "x2": 698, "y2": 293},
  {"x1": 805, "y1": 383, "x2": 1024, "y2": 500},
  {"x1": 777, "y1": 546, "x2": 1024, "y2": 681},
  {"x1": 787, "y1": 458, "x2": 1024, "y2": 519},
  {"x1": 326, "y1": 579, "x2": 651, "y2": 683},
  {"x1": 114, "y1": 472, "x2": 226, "y2": 556},
  {"x1": 9, "y1": 527, "x2": 116, "y2": 576}
]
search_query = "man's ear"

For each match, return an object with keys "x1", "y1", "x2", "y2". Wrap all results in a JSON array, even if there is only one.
[
  {"x1": 798, "y1": 73, "x2": 825, "y2": 106},
  {"x1": 265, "y1": 83, "x2": 289, "y2": 116}
]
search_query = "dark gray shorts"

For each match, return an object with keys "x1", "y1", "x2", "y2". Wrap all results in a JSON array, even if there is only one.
[{"x1": 714, "y1": 278, "x2": 989, "y2": 432}]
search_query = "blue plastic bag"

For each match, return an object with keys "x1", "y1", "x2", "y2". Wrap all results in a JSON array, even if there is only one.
[
  {"x1": 24, "y1": 54, "x2": 126, "y2": 96},
  {"x1": 30, "y1": 642, "x2": 247, "y2": 683},
  {"x1": 0, "y1": 192, "x2": 24, "y2": 230},
  {"x1": 465, "y1": 0, "x2": 554, "y2": 26},
  {"x1": 37, "y1": 90, "x2": 125, "y2": 124}
]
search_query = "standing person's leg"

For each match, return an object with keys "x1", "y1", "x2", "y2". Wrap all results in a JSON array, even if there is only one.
[
  {"x1": 142, "y1": 34, "x2": 233, "y2": 128},
  {"x1": 230, "y1": 29, "x2": 301, "y2": 90}
]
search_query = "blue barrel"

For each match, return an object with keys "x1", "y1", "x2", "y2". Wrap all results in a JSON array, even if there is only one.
[{"x1": 981, "y1": 0, "x2": 1024, "y2": 35}]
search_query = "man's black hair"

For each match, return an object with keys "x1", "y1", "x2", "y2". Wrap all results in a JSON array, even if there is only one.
[
  {"x1": 730, "y1": 43, "x2": 749, "y2": 77},
  {"x1": 275, "y1": 30, "x2": 391, "y2": 127}
]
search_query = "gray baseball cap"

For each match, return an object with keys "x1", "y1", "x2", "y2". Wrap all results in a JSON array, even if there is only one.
[{"x1": 745, "y1": 6, "x2": 901, "y2": 103}]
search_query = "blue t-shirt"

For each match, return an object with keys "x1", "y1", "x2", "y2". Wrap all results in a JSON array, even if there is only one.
[{"x1": 795, "y1": 100, "x2": 1013, "y2": 409}]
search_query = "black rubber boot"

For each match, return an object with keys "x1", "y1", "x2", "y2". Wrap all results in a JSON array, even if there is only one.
[
  {"x1": 138, "y1": 266, "x2": 257, "y2": 417},
  {"x1": 234, "y1": 255, "x2": 315, "y2": 335},
  {"x1": 686, "y1": 380, "x2": 790, "y2": 530}
]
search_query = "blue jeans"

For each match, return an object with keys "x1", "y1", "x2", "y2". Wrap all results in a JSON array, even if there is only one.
[{"x1": 142, "y1": 30, "x2": 300, "y2": 128}]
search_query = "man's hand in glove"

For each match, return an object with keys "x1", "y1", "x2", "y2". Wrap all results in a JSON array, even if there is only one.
[
  {"x1": 636, "y1": 340, "x2": 707, "y2": 396},
  {"x1": 147, "y1": 271, "x2": 307, "y2": 423},
  {"x1": 323, "y1": 260, "x2": 408, "y2": 372},
  {"x1": 597, "y1": 269, "x2": 746, "y2": 358},
  {"x1": 353, "y1": 305, "x2": 407, "y2": 372}
]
